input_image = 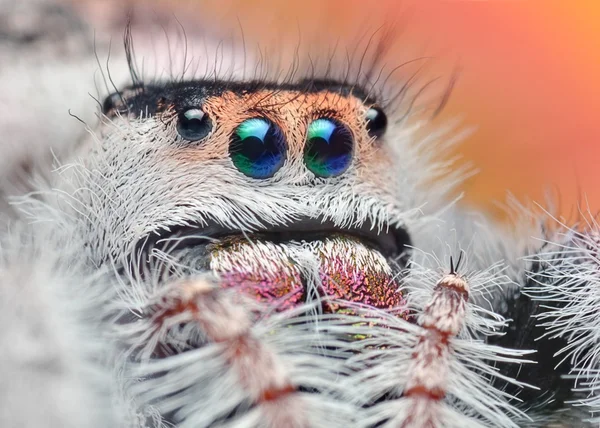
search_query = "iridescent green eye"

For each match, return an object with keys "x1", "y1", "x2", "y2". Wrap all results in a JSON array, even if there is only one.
[
  {"x1": 304, "y1": 118, "x2": 353, "y2": 178},
  {"x1": 229, "y1": 118, "x2": 286, "y2": 179}
]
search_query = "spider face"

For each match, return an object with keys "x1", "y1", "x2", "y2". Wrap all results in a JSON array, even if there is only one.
[{"x1": 94, "y1": 80, "x2": 412, "y2": 312}]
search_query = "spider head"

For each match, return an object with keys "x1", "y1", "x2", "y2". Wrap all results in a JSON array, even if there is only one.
[{"x1": 89, "y1": 79, "x2": 416, "y2": 313}]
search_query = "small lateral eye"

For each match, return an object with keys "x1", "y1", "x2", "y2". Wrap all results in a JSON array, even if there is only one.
[
  {"x1": 229, "y1": 117, "x2": 287, "y2": 179},
  {"x1": 366, "y1": 106, "x2": 387, "y2": 139},
  {"x1": 304, "y1": 118, "x2": 353, "y2": 178},
  {"x1": 102, "y1": 91, "x2": 127, "y2": 115},
  {"x1": 177, "y1": 107, "x2": 213, "y2": 142}
]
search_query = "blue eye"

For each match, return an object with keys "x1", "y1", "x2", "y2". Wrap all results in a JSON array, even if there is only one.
[
  {"x1": 304, "y1": 118, "x2": 353, "y2": 178},
  {"x1": 229, "y1": 118, "x2": 286, "y2": 179}
]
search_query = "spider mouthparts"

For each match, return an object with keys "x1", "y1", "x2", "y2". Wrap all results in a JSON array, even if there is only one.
[
  {"x1": 135, "y1": 217, "x2": 411, "y2": 313},
  {"x1": 208, "y1": 234, "x2": 409, "y2": 313}
]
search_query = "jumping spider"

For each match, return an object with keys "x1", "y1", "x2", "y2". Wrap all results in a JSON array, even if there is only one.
[{"x1": 0, "y1": 2, "x2": 598, "y2": 427}]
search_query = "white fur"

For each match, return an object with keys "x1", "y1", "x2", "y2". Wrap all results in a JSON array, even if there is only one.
[{"x1": 524, "y1": 210, "x2": 600, "y2": 422}]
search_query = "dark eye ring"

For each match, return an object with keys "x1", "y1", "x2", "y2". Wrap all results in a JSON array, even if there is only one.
[
  {"x1": 176, "y1": 107, "x2": 213, "y2": 142},
  {"x1": 366, "y1": 106, "x2": 387, "y2": 139}
]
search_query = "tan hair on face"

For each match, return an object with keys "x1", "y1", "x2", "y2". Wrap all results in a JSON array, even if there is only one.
[{"x1": 165, "y1": 89, "x2": 379, "y2": 167}]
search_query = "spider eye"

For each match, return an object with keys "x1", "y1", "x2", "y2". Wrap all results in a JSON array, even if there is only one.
[
  {"x1": 366, "y1": 106, "x2": 387, "y2": 139},
  {"x1": 304, "y1": 118, "x2": 353, "y2": 178},
  {"x1": 177, "y1": 107, "x2": 213, "y2": 142},
  {"x1": 102, "y1": 91, "x2": 127, "y2": 115},
  {"x1": 229, "y1": 118, "x2": 287, "y2": 179}
]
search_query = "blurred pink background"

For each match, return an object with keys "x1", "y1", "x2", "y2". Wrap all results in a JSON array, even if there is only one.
[{"x1": 413, "y1": 0, "x2": 600, "y2": 219}]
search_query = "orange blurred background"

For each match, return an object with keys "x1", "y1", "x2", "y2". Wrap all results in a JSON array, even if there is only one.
[{"x1": 88, "y1": 0, "x2": 600, "y2": 218}]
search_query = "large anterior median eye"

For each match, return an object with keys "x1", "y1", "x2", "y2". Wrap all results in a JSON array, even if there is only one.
[
  {"x1": 229, "y1": 118, "x2": 287, "y2": 179},
  {"x1": 304, "y1": 118, "x2": 353, "y2": 178}
]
